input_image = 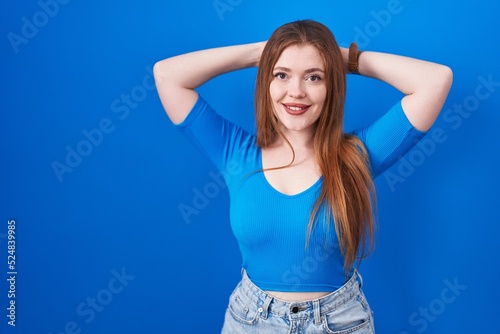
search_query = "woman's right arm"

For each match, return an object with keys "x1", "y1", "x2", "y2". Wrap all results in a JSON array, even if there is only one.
[{"x1": 153, "y1": 42, "x2": 266, "y2": 124}]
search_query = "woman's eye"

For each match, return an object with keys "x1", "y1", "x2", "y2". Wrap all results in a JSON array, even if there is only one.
[
  {"x1": 308, "y1": 75, "x2": 322, "y2": 82},
  {"x1": 274, "y1": 72, "x2": 287, "y2": 80}
]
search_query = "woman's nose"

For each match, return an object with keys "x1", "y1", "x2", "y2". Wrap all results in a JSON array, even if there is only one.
[{"x1": 288, "y1": 79, "x2": 306, "y2": 98}]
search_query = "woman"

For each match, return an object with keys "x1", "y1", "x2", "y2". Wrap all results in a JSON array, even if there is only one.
[{"x1": 154, "y1": 20, "x2": 452, "y2": 333}]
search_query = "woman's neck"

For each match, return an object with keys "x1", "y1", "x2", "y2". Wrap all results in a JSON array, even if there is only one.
[
  {"x1": 267, "y1": 131, "x2": 316, "y2": 167},
  {"x1": 273, "y1": 127, "x2": 315, "y2": 153}
]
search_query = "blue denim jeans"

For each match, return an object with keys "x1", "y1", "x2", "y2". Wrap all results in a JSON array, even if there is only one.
[{"x1": 221, "y1": 269, "x2": 375, "y2": 333}]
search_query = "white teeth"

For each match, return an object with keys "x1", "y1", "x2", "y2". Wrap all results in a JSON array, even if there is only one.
[{"x1": 287, "y1": 106, "x2": 305, "y2": 111}]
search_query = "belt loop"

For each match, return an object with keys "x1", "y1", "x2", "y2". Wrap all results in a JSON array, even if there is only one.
[
  {"x1": 313, "y1": 300, "x2": 321, "y2": 325},
  {"x1": 260, "y1": 295, "x2": 273, "y2": 320}
]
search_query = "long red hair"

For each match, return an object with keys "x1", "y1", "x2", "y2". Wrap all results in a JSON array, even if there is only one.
[{"x1": 255, "y1": 20, "x2": 376, "y2": 272}]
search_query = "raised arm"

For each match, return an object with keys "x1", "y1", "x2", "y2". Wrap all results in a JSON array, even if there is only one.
[
  {"x1": 341, "y1": 47, "x2": 453, "y2": 131},
  {"x1": 153, "y1": 42, "x2": 266, "y2": 124}
]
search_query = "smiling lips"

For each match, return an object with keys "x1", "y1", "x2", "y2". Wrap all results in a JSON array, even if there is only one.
[{"x1": 282, "y1": 103, "x2": 311, "y2": 115}]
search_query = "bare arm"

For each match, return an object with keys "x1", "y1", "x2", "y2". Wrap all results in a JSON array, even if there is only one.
[
  {"x1": 341, "y1": 48, "x2": 453, "y2": 131},
  {"x1": 153, "y1": 42, "x2": 266, "y2": 124}
]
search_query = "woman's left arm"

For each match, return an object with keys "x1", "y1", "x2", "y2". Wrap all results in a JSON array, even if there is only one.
[{"x1": 341, "y1": 48, "x2": 453, "y2": 131}]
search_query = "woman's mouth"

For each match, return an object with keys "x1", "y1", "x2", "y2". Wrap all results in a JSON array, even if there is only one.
[{"x1": 282, "y1": 103, "x2": 311, "y2": 115}]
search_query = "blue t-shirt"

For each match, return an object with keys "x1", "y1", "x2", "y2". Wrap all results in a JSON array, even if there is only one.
[{"x1": 176, "y1": 95, "x2": 425, "y2": 292}]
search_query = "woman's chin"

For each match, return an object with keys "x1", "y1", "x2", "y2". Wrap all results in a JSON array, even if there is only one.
[{"x1": 279, "y1": 122, "x2": 315, "y2": 133}]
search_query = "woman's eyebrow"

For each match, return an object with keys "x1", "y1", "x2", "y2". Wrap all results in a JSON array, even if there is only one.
[
  {"x1": 304, "y1": 68, "x2": 325, "y2": 73},
  {"x1": 273, "y1": 66, "x2": 325, "y2": 73},
  {"x1": 273, "y1": 66, "x2": 291, "y2": 72}
]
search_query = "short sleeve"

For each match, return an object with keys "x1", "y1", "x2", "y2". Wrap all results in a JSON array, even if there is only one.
[
  {"x1": 175, "y1": 95, "x2": 256, "y2": 172},
  {"x1": 354, "y1": 100, "x2": 427, "y2": 178}
]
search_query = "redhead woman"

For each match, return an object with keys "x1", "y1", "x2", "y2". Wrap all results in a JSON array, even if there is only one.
[{"x1": 153, "y1": 20, "x2": 452, "y2": 333}]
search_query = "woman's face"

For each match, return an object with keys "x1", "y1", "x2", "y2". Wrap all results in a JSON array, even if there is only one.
[{"x1": 269, "y1": 44, "x2": 327, "y2": 136}]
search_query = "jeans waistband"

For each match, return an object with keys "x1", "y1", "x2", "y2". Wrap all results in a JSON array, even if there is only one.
[{"x1": 237, "y1": 268, "x2": 363, "y2": 323}]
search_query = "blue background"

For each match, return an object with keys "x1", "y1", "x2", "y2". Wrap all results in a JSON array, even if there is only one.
[{"x1": 1, "y1": 0, "x2": 499, "y2": 333}]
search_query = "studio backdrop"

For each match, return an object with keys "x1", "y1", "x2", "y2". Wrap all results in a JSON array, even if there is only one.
[{"x1": 1, "y1": 0, "x2": 499, "y2": 333}]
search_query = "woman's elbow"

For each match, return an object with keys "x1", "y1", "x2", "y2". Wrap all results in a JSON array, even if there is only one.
[
  {"x1": 153, "y1": 59, "x2": 172, "y2": 84},
  {"x1": 437, "y1": 64, "x2": 454, "y2": 93}
]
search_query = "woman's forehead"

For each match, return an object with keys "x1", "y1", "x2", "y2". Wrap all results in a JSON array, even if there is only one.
[{"x1": 274, "y1": 44, "x2": 325, "y2": 71}]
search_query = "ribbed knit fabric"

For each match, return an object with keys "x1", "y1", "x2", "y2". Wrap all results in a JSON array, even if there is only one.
[{"x1": 176, "y1": 95, "x2": 426, "y2": 292}]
